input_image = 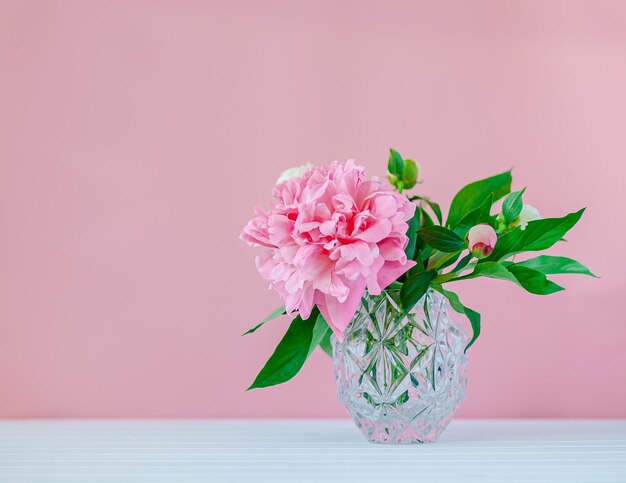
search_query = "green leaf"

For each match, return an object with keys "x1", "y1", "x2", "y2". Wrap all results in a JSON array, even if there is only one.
[
  {"x1": 420, "y1": 205, "x2": 435, "y2": 227},
  {"x1": 418, "y1": 226, "x2": 465, "y2": 252},
  {"x1": 319, "y1": 329, "x2": 333, "y2": 357},
  {"x1": 427, "y1": 201, "x2": 443, "y2": 225},
  {"x1": 388, "y1": 148, "x2": 404, "y2": 176},
  {"x1": 507, "y1": 265, "x2": 564, "y2": 295},
  {"x1": 308, "y1": 312, "x2": 332, "y2": 357},
  {"x1": 455, "y1": 261, "x2": 519, "y2": 283},
  {"x1": 511, "y1": 255, "x2": 597, "y2": 277},
  {"x1": 405, "y1": 210, "x2": 419, "y2": 259},
  {"x1": 457, "y1": 193, "x2": 494, "y2": 228},
  {"x1": 386, "y1": 280, "x2": 404, "y2": 291},
  {"x1": 451, "y1": 253, "x2": 473, "y2": 273},
  {"x1": 400, "y1": 269, "x2": 437, "y2": 311},
  {"x1": 242, "y1": 306, "x2": 286, "y2": 336},
  {"x1": 446, "y1": 171, "x2": 512, "y2": 228},
  {"x1": 452, "y1": 261, "x2": 564, "y2": 295},
  {"x1": 434, "y1": 286, "x2": 481, "y2": 352},
  {"x1": 502, "y1": 188, "x2": 526, "y2": 223},
  {"x1": 248, "y1": 310, "x2": 319, "y2": 390},
  {"x1": 411, "y1": 208, "x2": 422, "y2": 262},
  {"x1": 411, "y1": 196, "x2": 443, "y2": 225},
  {"x1": 419, "y1": 245, "x2": 433, "y2": 269},
  {"x1": 487, "y1": 209, "x2": 585, "y2": 261}
]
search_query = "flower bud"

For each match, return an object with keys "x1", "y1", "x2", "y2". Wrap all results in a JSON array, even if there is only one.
[
  {"x1": 388, "y1": 149, "x2": 420, "y2": 192},
  {"x1": 467, "y1": 224, "x2": 497, "y2": 259},
  {"x1": 494, "y1": 212, "x2": 508, "y2": 234},
  {"x1": 400, "y1": 159, "x2": 420, "y2": 190},
  {"x1": 276, "y1": 163, "x2": 314, "y2": 186},
  {"x1": 517, "y1": 204, "x2": 541, "y2": 230}
]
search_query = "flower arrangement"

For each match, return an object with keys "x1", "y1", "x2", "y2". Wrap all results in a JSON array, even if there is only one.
[{"x1": 241, "y1": 150, "x2": 594, "y2": 390}]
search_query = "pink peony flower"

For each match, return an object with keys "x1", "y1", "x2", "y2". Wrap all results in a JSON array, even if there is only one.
[
  {"x1": 467, "y1": 224, "x2": 497, "y2": 258},
  {"x1": 241, "y1": 160, "x2": 416, "y2": 339}
]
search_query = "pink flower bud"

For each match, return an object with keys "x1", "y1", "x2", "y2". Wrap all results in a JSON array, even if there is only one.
[{"x1": 467, "y1": 224, "x2": 497, "y2": 259}]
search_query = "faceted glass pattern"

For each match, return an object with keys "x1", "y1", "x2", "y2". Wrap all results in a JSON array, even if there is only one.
[{"x1": 332, "y1": 289, "x2": 469, "y2": 444}]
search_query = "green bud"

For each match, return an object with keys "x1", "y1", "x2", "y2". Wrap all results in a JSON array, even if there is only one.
[
  {"x1": 401, "y1": 159, "x2": 419, "y2": 190},
  {"x1": 495, "y1": 213, "x2": 508, "y2": 234},
  {"x1": 387, "y1": 148, "x2": 420, "y2": 193},
  {"x1": 387, "y1": 173, "x2": 400, "y2": 191}
]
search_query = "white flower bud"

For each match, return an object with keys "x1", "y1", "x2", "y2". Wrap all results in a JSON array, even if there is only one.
[
  {"x1": 518, "y1": 204, "x2": 541, "y2": 230},
  {"x1": 276, "y1": 163, "x2": 314, "y2": 186}
]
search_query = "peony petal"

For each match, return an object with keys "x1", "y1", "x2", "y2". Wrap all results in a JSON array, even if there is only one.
[
  {"x1": 293, "y1": 244, "x2": 323, "y2": 266},
  {"x1": 283, "y1": 291, "x2": 302, "y2": 314},
  {"x1": 318, "y1": 219, "x2": 336, "y2": 236},
  {"x1": 328, "y1": 273, "x2": 350, "y2": 301},
  {"x1": 298, "y1": 286, "x2": 315, "y2": 320},
  {"x1": 268, "y1": 214, "x2": 295, "y2": 246},
  {"x1": 319, "y1": 277, "x2": 367, "y2": 341},
  {"x1": 365, "y1": 257, "x2": 386, "y2": 295},
  {"x1": 335, "y1": 258, "x2": 365, "y2": 281},
  {"x1": 284, "y1": 270, "x2": 305, "y2": 294},
  {"x1": 378, "y1": 238, "x2": 407, "y2": 262},
  {"x1": 377, "y1": 259, "x2": 416, "y2": 292},
  {"x1": 255, "y1": 251, "x2": 277, "y2": 280},
  {"x1": 355, "y1": 219, "x2": 392, "y2": 243},
  {"x1": 369, "y1": 193, "x2": 398, "y2": 218},
  {"x1": 240, "y1": 212, "x2": 274, "y2": 248}
]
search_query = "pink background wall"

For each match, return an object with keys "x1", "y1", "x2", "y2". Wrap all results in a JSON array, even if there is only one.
[{"x1": 1, "y1": 1, "x2": 625, "y2": 419}]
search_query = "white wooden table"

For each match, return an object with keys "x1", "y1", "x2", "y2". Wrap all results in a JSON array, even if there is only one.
[{"x1": 0, "y1": 420, "x2": 624, "y2": 482}]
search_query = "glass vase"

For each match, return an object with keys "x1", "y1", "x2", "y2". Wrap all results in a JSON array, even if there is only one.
[{"x1": 331, "y1": 289, "x2": 469, "y2": 444}]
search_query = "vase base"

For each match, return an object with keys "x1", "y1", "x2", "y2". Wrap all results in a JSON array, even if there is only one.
[{"x1": 352, "y1": 413, "x2": 454, "y2": 444}]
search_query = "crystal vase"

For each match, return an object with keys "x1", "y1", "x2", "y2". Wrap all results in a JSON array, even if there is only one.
[{"x1": 331, "y1": 289, "x2": 469, "y2": 444}]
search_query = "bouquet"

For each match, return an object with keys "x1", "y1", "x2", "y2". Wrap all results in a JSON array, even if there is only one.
[{"x1": 240, "y1": 150, "x2": 594, "y2": 390}]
